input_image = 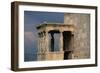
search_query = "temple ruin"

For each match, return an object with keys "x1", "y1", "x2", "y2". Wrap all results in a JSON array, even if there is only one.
[{"x1": 36, "y1": 23, "x2": 74, "y2": 60}]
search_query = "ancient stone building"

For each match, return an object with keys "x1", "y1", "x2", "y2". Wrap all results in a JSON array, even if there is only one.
[
  {"x1": 36, "y1": 13, "x2": 90, "y2": 61},
  {"x1": 36, "y1": 23, "x2": 74, "y2": 60}
]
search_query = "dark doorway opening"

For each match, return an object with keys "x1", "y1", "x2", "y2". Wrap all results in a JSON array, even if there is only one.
[
  {"x1": 64, "y1": 52, "x2": 70, "y2": 59},
  {"x1": 63, "y1": 31, "x2": 72, "y2": 60}
]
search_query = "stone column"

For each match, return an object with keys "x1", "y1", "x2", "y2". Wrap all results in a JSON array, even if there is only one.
[
  {"x1": 40, "y1": 33, "x2": 42, "y2": 53},
  {"x1": 44, "y1": 32, "x2": 46, "y2": 52},
  {"x1": 38, "y1": 33, "x2": 40, "y2": 53},
  {"x1": 41, "y1": 32, "x2": 43, "y2": 52},
  {"x1": 60, "y1": 31, "x2": 63, "y2": 51},
  {"x1": 42, "y1": 32, "x2": 45, "y2": 52},
  {"x1": 45, "y1": 31, "x2": 49, "y2": 52}
]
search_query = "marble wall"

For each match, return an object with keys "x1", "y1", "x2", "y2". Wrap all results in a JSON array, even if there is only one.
[{"x1": 64, "y1": 13, "x2": 90, "y2": 59}]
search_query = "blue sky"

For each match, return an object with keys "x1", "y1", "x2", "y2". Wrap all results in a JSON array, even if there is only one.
[{"x1": 24, "y1": 11, "x2": 64, "y2": 61}]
